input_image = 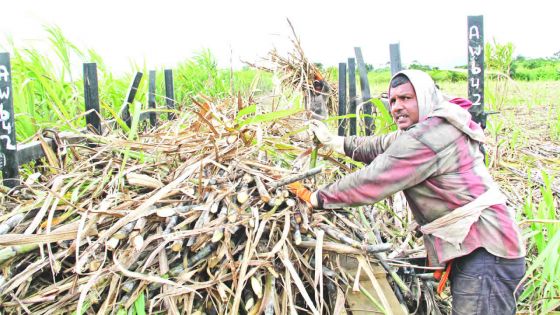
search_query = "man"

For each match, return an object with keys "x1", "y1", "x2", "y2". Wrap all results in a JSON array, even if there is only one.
[
  {"x1": 303, "y1": 70, "x2": 526, "y2": 314},
  {"x1": 307, "y1": 78, "x2": 330, "y2": 120}
]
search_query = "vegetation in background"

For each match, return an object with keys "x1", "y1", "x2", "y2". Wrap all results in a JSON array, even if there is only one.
[
  {"x1": 2, "y1": 26, "x2": 272, "y2": 141},
  {"x1": 323, "y1": 42, "x2": 560, "y2": 97},
  {"x1": 8, "y1": 26, "x2": 86, "y2": 139},
  {"x1": 173, "y1": 49, "x2": 270, "y2": 103},
  {"x1": 484, "y1": 40, "x2": 515, "y2": 110},
  {"x1": 511, "y1": 54, "x2": 560, "y2": 81},
  {"x1": 519, "y1": 172, "x2": 560, "y2": 313}
]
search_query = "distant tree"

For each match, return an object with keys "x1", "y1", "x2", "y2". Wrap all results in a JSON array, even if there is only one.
[
  {"x1": 509, "y1": 60, "x2": 519, "y2": 78},
  {"x1": 553, "y1": 50, "x2": 560, "y2": 60},
  {"x1": 409, "y1": 61, "x2": 432, "y2": 71},
  {"x1": 314, "y1": 62, "x2": 324, "y2": 72},
  {"x1": 365, "y1": 63, "x2": 374, "y2": 72},
  {"x1": 447, "y1": 71, "x2": 466, "y2": 82},
  {"x1": 373, "y1": 66, "x2": 390, "y2": 73},
  {"x1": 525, "y1": 59, "x2": 542, "y2": 70}
]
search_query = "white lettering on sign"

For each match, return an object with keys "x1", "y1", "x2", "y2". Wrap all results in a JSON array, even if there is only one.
[
  {"x1": 469, "y1": 45, "x2": 482, "y2": 57},
  {"x1": 470, "y1": 61, "x2": 482, "y2": 75},
  {"x1": 0, "y1": 135, "x2": 15, "y2": 150},
  {"x1": 468, "y1": 19, "x2": 483, "y2": 109},
  {"x1": 0, "y1": 87, "x2": 9, "y2": 99},
  {"x1": 469, "y1": 26, "x2": 480, "y2": 40},
  {"x1": 0, "y1": 101, "x2": 15, "y2": 151},
  {"x1": 1, "y1": 105, "x2": 11, "y2": 130},
  {"x1": 0, "y1": 152, "x2": 5, "y2": 168},
  {"x1": 0, "y1": 65, "x2": 9, "y2": 83},
  {"x1": 471, "y1": 94, "x2": 481, "y2": 106},
  {"x1": 0, "y1": 104, "x2": 12, "y2": 128},
  {"x1": 470, "y1": 78, "x2": 480, "y2": 89}
]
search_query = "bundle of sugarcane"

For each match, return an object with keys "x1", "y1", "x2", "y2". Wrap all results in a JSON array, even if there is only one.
[
  {"x1": 244, "y1": 19, "x2": 339, "y2": 119},
  {"x1": 0, "y1": 93, "x2": 417, "y2": 314}
]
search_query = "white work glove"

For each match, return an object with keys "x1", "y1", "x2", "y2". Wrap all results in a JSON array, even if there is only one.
[
  {"x1": 310, "y1": 191, "x2": 319, "y2": 208},
  {"x1": 307, "y1": 120, "x2": 345, "y2": 154}
]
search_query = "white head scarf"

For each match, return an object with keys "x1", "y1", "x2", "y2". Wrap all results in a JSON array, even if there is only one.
[{"x1": 390, "y1": 70, "x2": 486, "y2": 143}]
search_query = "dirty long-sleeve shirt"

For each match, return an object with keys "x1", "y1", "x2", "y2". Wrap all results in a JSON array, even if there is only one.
[{"x1": 316, "y1": 117, "x2": 525, "y2": 265}]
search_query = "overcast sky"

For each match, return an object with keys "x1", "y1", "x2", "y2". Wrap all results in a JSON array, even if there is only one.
[{"x1": 1, "y1": 0, "x2": 558, "y2": 74}]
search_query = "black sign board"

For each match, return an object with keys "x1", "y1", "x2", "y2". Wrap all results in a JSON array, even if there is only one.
[
  {"x1": 389, "y1": 43, "x2": 403, "y2": 75},
  {"x1": 348, "y1": 58, "x2": 357, "y2": 136},
  {"x1": 148, "y1": 70, "x2": 157, "y2": 126},
  {"x1": 0, "y1": 53, "x2": 19, "y2": 187},
  {"x1": 354, "y1": 47, "x2": 374, "y2": 135},
  {"x1": 467, "y1": 15, "x2": 485, "y2": 128},
  {"x1": 83, "y1": 63, "x2": 102, "y2": 135},
  {"x1": 165, "y1": 69, "x2": 175, "y2": 120}
]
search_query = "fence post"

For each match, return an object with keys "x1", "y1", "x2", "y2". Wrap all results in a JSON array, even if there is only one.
[
  {"x1": 467, "y1": 15, "x2": 486, "y2": 129},
  {"x1": 164, "y1": 69, "x2": 175, "y2": 120},
  {"x1": 389, "y1": 43, "x2": 403, "y2": 75},
  {"x1": 148, "y1": 70, "x2": 157, "y2": 127},
  {"x1": 354, "y1": 47, "x2": 374, "y2": 135},
  {"x1": 348, "y1": 58, "x2": 357, "y2": 136},
  {"x1": 120, "y1": 72, "x2": 143, "y2": 128},
  {"x1": 0, "y1": 53, "x2": 19, "y2": 188},
  {"x1": 338, "y1": 62, "x2": 347, "y2": 137},
  {"x1": 83, "y1": 63, "x2": 102, "y2": 135}
]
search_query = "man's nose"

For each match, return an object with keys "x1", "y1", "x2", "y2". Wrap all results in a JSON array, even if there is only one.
[{"x1": 391, "y1": 99, "x2": 403, "y2": 113}]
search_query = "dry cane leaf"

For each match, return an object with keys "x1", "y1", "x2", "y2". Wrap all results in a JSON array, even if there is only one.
[
  {"x1": 126, "y1": 172, "x2": 164, "y2": 189},
  {"x1": 280, "y1": 246, "x2": 319, "y2": 315},
  {"x1": 357, "y1": 255, "x2": 393, "y2": 315},
  {"x1": 251, "y1": 275, "x2": 263, "y2": 299}
]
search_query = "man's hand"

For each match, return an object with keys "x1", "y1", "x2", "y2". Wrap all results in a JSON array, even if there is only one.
[
  {"x1": 307, "y1": 120, "x2": 345, "y2": 154},
  {"x1": 287, "y1": 182, "x2": 318, "y2": 207}
]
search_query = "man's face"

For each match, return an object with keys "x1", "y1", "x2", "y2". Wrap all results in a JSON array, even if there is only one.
[{"x1": 389, "y1": 82, "x2": 419, "y2": 130}]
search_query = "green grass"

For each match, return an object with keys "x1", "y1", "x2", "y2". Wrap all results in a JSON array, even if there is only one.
[
  {"x1": 519, "y1": 172, "x2": 560, "y2": 313},
  {"x1": 551, "y1": 108, "x2": 560, "y2": 141}
]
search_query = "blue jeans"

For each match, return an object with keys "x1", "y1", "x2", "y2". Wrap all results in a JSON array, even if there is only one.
[{"x1": 450, "y1": 247, "x2": 525, "y2": 315}]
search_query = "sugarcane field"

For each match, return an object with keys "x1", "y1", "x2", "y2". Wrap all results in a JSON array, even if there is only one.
[{"x1": 1, "y1": 4, "x2": 560, "y2": 315}]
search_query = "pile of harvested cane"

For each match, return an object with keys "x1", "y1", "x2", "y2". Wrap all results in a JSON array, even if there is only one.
[{"x1": 0, "y1": 94, "x2": 422, "y2": 314}]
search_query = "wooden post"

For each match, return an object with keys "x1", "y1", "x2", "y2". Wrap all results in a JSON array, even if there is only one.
[
  {"x1": 348, "y1": 58, "x2": 357, "y2": 136},
  {"x1": 354, "y1": 47, "x2": 374, "y2": 135},
  {"x1": 338, "y1": 62, "x2": 347, "y2": 137},
  {"x1": 164, "y1": 69, "x2": 175, "y2": 120},
  {"x1": 148, "y1": 70, "x2": 157, "y2": 127},
  {"x1": 120, "y1": 72, "x2": 143, "y2": 128},
  {"x1": 83, "y1": 63, "x2": 102, "y2": 135},
  {"x1": 389, "y1": 43, "x2": 403, "y2": 75},
  {"x1": 467, "y1": 15, "x2": 486, "y2": 128},
  {"x1": 0, "y1": 53, "x2": 19, "y2": 188}
]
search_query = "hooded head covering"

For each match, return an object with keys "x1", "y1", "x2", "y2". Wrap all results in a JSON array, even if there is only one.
[{"x1": 389, "y1": 69, "x2": 485, "y2": 143}]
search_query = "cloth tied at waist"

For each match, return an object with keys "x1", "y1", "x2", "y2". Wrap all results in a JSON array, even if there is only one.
[{"x1": 420, "y1": 186, "x2": 507, "y2": 249}]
